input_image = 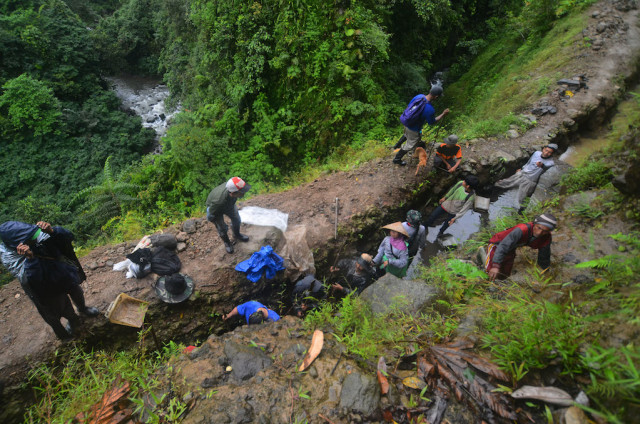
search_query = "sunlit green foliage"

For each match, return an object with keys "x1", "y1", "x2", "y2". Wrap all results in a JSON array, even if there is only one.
[
  {"x1": 0, "y1": 1, "x2": 154, "y2": 238},
  {"x1": 305, "y1": 294, "x2": 423, "y2": 360},
  {"x1": 446, "y1": 6, "x2": 589, "y2": 139}
]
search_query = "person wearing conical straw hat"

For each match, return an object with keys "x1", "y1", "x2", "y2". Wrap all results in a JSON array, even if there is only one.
[{"x1": 372, "y1": 222, "x2": 410, "y2": 278}]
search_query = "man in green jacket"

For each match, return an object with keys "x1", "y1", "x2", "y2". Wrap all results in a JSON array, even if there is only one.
[
  {"x1": 424, "y1": 175, "x2": 479, "y2": 238},
  {"x1": 206, "y1": 177, "x2": 251, "y2": 253}
]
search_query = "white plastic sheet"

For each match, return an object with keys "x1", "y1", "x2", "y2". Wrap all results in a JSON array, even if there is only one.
[{"x1": 239, "y1": 206, "x2": 289, "y2": 232}]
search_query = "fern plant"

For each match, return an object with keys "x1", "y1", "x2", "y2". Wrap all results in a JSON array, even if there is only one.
[{"x1": 70, "y1": 156, "x2": 141, "y2": 236}]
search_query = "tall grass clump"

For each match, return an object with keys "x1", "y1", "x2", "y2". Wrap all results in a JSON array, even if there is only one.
[
  {"x1": 25, "y1": 340, "x2": 183, "y2": 424},
  {"x1": 305, "y1": 294, "x2": 421, "y2": 360},
  {"x1": 560, "y1": 160, "x2": 613, "y2": 193}
]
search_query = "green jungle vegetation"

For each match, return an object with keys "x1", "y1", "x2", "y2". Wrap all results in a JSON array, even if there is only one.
[
  {"x1": 1, "y1": 0, "x2": 597, "y2": 247},
  {"x1": 5, "y1": 0, "x2": 639, "y2": 422}
]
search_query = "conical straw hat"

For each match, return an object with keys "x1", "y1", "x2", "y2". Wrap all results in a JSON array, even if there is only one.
[{"x1": 381, "y1": 222, "x2": 409, "y2": 238}]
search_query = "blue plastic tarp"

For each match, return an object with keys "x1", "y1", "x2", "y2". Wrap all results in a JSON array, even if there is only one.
[{"x1": 235, "y1": 245, "x2": 285, "y2": 283}]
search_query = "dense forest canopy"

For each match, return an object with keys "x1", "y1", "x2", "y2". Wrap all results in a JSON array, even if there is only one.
[{"x1": 0, "y1": 0, "x2": 582, "y2": 244}]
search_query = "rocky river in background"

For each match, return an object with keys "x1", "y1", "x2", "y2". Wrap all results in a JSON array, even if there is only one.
[{"x1": 105, "y1": 75, "x2": 180, "y2": 150}]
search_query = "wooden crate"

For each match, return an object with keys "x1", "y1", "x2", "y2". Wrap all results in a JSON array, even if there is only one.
[{"x1": 105, "y1": 293, "x2": 149, "y2": 328}]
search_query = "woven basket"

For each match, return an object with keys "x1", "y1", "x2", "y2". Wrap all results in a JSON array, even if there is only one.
[{"x1": 105, "y1": 293, "x2": 149, "y2": 328}]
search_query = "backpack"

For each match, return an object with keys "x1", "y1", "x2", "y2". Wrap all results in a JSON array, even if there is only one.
[
  {"x1": 150, "y1": 246, "x2": 182, "y2": 276},
  {"x1": 399, "y1": 95, "x2": 427, "y2": 127}
]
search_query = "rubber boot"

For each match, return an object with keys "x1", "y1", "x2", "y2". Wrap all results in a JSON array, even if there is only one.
[
  {"x1": 234, "y1": 232, "x2": 249, "y2": 242},
  {"x1": 68, "y1": 285, "x2": 100, "y2": 317},
  {"x1": 393, "y1": 149, "x2": 408, "y2": 166},
  {"x1": 393, "y1": 135, "x2": 406, "y2": 149},
  {"x1": 221, "y1": 234, "x2": 234, "y2": 253}
]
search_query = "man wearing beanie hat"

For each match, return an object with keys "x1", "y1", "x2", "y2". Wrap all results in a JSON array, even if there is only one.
[
  {"x1": 424, "y1": 175, "x2": 479, "y2": 238},
  {"x1": 434, "y1": 134, "x2": 463, "y2": 173},
  {"x1": 494, "y1": 144, "x2": 558, "y2": 213},
  {"x1": 393, "y1": 85, "x2": 450, "y2": 166},
  {"x1": 480, "y1": 213, "x2": 557, "y2": 281},
  {"x1": 206, "y1": 177, "x2": 252, "y2": 254},
  {"x1": 402, "y1": 210, "x2": 427, "y2": 258}
]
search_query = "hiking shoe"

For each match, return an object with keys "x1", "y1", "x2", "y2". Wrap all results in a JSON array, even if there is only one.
[
  {"x1": 475, "y1": 246, "x2": 487, "y2": 267},
  {"x1": 82, "y1": 306, "x2": 100, "y2": 317},
  {"x1": 393, "y1": 158, "x2": 407, "y2": 166},
  {"x1": 224, "y1": 241, "x2": 234, "y2": 254},
  {"x1": 234, "y1": 233, "x2": 249, "y2": 242}
]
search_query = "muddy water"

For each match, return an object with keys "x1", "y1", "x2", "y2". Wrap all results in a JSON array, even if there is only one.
[{"x1": 559, "y1": 134, "x2": 609, "y2": 166}]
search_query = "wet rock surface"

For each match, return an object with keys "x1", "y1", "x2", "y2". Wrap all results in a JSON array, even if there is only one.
[
  {"x1": 174, "y1": 317, "x2": 382, "y2": 424},
  {"x1": 360, "y1": 273, "x2": 440, "y2": 316}
]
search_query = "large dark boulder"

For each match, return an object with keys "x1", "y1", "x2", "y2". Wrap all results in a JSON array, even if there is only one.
[{"x1": 359, "y1": 273, "x2": 439, "y2": 316}]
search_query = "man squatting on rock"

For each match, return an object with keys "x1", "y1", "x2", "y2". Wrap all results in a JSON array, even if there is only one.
[
  {"x1": 494, "y1": 144, "x2": 558, "y2": 212},
  {"x1": 0, "y1": 221, "x2": 99, "y2": 340},
  {"x1": 206, "y1": 177, "x2": 251, "y2": 254},
  {"x1": 480, "y1": 213, "x2": 557, "y2": 281},
  {"x1": 393, "y1": 86, "x2": 450, "y2": 166},
  {"x1": 434, "y1": 134, "x2": 463, "y2": 173}
]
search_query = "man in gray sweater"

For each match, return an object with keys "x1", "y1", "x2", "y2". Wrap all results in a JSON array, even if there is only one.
[{"x1": 495, "y1": 144, "x2": 557, "y2": 212}]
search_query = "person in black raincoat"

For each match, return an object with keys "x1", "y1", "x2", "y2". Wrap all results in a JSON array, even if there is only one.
[{"x1": 0, "y1": 221, "x2": 99, "y2": 340}]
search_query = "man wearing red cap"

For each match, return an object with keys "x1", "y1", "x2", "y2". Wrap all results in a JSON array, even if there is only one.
[{"x1": 206, "y1": 177, "x2": 252, "y2": 253}]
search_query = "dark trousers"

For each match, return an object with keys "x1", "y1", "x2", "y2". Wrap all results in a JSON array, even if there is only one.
[
  {"x1": 35, "y1": 287, "x2": 83, "y2": 339},
  {"x1": 207, "y1": 204, "x2": 241, "y2": 238},
  {"x1": 433, "y1": 156, "x2": 457, "y2": 170},
  {"x1": 424, "y1": 205, "x2": 455, "y2": 236}
]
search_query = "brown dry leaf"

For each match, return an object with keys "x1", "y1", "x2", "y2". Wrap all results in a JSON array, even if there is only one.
[
  {"x1": 377, "y1": 371, "x2": 390, "y2": 395},
  {"x1": 84, "y1": 378, "x2": 131, "y2": 424},
  {"x1": 417, "y1": 356, "x2": 434, "y2": 380},
  {"x1": 377, "y1": 357, "x2": 389, "y2": 395},
  {"x1": 432, "y1": 346, "x2": 509, "y2": 382},
  {"x1": 445, "y1": 338, "x2": 475, "y2": 350},
  {"x1": 402, "y1": 376, "x2": 427, "y2": 390},
  {"x1": 434, "y1": 359, "x2": 463, "y2": 401},
  {"x1": 467, "y1": 374, "x2": 517, "y2": 420},
  {"x1": 511, "y1": 385, "x2": 573, "y2": 406},
  {"x1": 382, "y1": 409, "x2": 394, "y2": 422},
  {"x1": 299, "y1": 329, "x2": 324, "y2": 371}
]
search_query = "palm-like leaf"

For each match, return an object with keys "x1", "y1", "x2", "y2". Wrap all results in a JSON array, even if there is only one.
[{"x1": 70, "y1": 156, "x2": 141, "y2": 226}]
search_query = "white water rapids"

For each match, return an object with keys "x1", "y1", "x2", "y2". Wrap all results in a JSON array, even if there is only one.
[{"x1": 105, "y1": 76, "x2": 180, "y2": 151}]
